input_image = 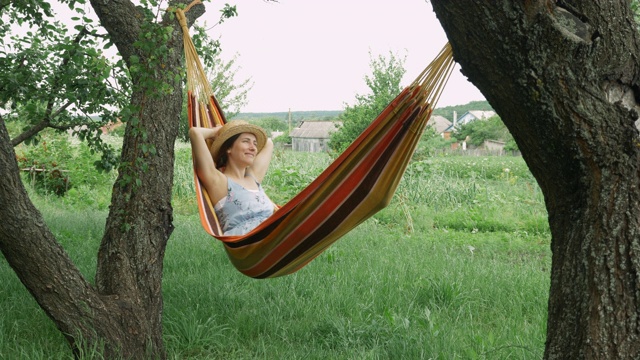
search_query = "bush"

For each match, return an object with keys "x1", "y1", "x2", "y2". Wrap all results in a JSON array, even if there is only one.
[
  {"x1": 15, "y1": 129, "x2": 116, "y2": 203},
  {"x1": 413, "y1": 126, "x2": 456, "y2": 160},
  {"x1": 16, "y1": 135, "x2": 75, "y2": 196},
  {"x1": 21, "y1": 167, "x2": 71, "y2": 196},
  {"x1": 273, "y1": 129, "x2": 291, "y2": 145},
  {"x1": 454, "y1": 115, "x2": 516, "y2": 149}
]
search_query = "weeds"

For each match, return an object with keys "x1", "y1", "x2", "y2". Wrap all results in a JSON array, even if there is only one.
[{"x1": 2, "y1": 145, "x2": 551, "y2": 359}]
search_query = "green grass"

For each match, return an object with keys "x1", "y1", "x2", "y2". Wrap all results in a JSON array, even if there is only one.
[{"x1": 0, "y1": 150, "x2": 551, "y2": 359}]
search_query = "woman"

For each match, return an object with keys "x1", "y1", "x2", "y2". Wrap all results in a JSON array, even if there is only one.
[{"x1": 189, "y1": 120, "x2": 275, "y2": 235}]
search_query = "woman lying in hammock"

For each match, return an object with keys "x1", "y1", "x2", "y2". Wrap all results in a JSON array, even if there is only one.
[{"x1": 189, "y1": 120, "x2": 275, "y2": 236}]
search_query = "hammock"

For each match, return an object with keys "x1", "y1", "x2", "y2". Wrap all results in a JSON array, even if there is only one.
[{"x1": 176, "y1": 8, "x2": 454, "y2": 278}]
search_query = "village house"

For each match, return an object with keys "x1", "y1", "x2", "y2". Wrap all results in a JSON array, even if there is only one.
[
  {"x1": 442, "y1": 110, "x2": 496, "y2": 140},
  {"x1": 454, "y1": 110, "x2": 496, "y2": 126},
  {"x1": 289, "y1": 121, "x2": 339, "y2": 152},
  {"x1": 428, "y1": 115, "x2": 452, "y2": 135},
  {"x1": 437, "y1": 110, "x2": 512, "y2": 153}
]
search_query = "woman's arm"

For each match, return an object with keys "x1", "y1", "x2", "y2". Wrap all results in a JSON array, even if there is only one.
[
  {"x1": 189, "y1": 126, "x2": 227, "y2": 201},
  {"x1": 249, "y1": 138, "x2": 274, "y2": 182}
]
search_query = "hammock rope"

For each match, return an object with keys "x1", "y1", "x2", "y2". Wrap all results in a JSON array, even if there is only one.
[{"x1": 176, "y1": 6, "x2": 454, "y2": 278}]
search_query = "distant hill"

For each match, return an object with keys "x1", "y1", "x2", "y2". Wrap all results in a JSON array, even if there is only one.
[
  {"x1": 432, "y1": 100, "x2": 493, "y2": 121},
  {"x1": 231, "y1": 100, "x2": 493, "y2": 123}
]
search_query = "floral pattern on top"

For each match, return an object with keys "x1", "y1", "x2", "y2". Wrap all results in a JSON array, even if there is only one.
[{"x1": 214, "y1": 177, "x2": 274, "y2": 236}]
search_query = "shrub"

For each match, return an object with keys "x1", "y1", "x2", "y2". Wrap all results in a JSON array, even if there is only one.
[
  {"x1": 16, "y1": 136, "x2": 74, "y2": 196},
  {"x1": 15, "y1": 129, "x2": 116, "y2": 202}
]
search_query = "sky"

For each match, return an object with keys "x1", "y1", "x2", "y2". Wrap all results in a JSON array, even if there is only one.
[
  {"x1": 7, "y1": 0, "x2": 485, "y2": 113},
  {"x1": 201, "y1": 0, "x2": 485, "y2": 112}
]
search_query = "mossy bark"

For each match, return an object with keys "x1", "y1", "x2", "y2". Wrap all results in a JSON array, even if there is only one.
[
  {"x1": 0, "y1": 1, "x2": 205, "y2": 358},
  {"x1": 431, "y1": 1, "x2": 640, "y2": 358}
]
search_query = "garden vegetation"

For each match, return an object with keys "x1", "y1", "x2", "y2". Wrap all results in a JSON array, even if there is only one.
[{"x1": 1, "y1": 126, "x2": 550, "y2": 359}]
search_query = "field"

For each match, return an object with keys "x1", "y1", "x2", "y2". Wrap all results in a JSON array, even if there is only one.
[{"x1": 0, "y1": 143, "x2": 551, "y2": 359}]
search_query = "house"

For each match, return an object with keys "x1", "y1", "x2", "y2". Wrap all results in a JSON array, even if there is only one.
[
  {"x1": 442, "y1": 110, "x2": 496, "y2": 139},
  {"x1": 455, "y1": 110, "x2": 496, "y2": 126},
  {"x1": 289, "y1": 121, "x2": 339, "y2": 152},
  {"x1": 428, "y1": 115, "x2": 452, "y2": 135}
]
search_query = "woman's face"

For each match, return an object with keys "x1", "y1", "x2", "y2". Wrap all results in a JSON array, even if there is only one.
[{"x1": 227, "y1": 132, "x2": 258, "y2": 165}]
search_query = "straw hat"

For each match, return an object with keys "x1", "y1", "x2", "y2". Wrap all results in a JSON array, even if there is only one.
[{"x1": 209, "y1": 120, "x2": 268, "y2": 164}]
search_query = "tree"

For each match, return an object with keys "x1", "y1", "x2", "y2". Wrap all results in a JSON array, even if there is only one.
[
  {"x1": 414, "y1": 125, "x2": 454, "y2": 159},
  {"x1": 0, "y1": 0, "x2": 209, "y2": 357},
  {"x1": 454, "y1": 115, "x2": 515, "y2": 147},
  {"x1": 632, "y1": 0, "x2": 640, "y2": 32},
  {"x1": 329, "y1": 51, "x2": 406, "y2": 152},
  {"x1": 431, "y1": 1, "x2": 640, "y2": 358},
  {"x1": 1, "y1": 0, "x2": 129, "y2": 171},
  {"x1": 252, "y1": 116, "x2": 289, "y2": 134},
  {"x1": 273, "y1": 129, "x2": 292, "y2": 145}
]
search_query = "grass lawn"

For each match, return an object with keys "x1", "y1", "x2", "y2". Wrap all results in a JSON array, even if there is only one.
[{"x1": 1, "y1": 152, "x2": 551, "y2": 359}]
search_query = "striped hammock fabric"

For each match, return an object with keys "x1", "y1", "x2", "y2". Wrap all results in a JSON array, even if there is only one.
[{"x1": 177, "y1": 8, "x2": 455, "y2": 278}]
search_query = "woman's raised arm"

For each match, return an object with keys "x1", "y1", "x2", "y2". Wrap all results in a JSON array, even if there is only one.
[
  {"x1": 250, "y1": 138, "x2": 274, "y2": 183},
  {"x1": 189, "y1": 126, "x2": 226, "y2": 200}
]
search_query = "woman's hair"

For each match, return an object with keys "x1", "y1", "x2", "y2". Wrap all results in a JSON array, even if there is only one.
[{"x1": 215, "y1": 133, "x2": 241, "y2": 168}]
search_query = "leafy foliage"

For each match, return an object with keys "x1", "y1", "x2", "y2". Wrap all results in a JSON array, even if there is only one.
[
  {"x1": 454, "y1": 115, "x2": 517, "y2": 150},
  {"x1": 329, "y1": 51, "x2": 406, "y2": 152},
  {"x1": 1, "y1": 1, "x2": 129, "y2": 171},
  {"x1": 632, "y1": 0, "x2": 640, "y2": 30},
  {"x1": 0, "y1": 0, "x2": 55, "y2": 28},
  {"x1": 2, "y1": 0, "x2": 250, "y2": 166},
  {"x1": 261, "y1": 150, "x2": 331, "y2": 204},
  {"x1": 273, "y1": 129, "x2": 292, "y2": 145},
  {"x1": 207, "y1": 51, "x2": 252, "y2": 118},
  {"x1": 15, "y1": 126, "x2": 115, "y2": 199},
  {"x1": 412, "y1": 126, "x2": 456, "y2": 159},
  {"x1": 251, "y1": 117, "x2": 288, "y2": 134}
]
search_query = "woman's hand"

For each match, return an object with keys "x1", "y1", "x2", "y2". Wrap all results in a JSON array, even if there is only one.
[{"x1": 189, "y1": 125, "x2": 222, "y2": 141}]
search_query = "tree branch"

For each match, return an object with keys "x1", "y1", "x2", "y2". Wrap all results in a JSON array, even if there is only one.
[
  {"x1": 0, "y1": 0, "x2": 11, "y2": 12},
  {"x1": 9, "y1": 28, "x2": 90, "y2": 146},
  {"x1": 9, "y1": 100, "x2": 77, "y2": 146},
  {"x1": 11, "y1": 119, "x2": 50, "y2": 146}
]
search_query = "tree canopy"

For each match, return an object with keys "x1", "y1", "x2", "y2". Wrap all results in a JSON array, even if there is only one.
[
  {"x1": 329, "y1": 51, "x2": 406, "y2": 152},
  {"x1": 454, "y1": 115, "x2": 517, "y2": 150},
  {"x1": 2, "y1": 1, "x2": 250, "y2": 148},
  {"x1": 1, "y1": 0, "x2": 129, "y2": 170}
]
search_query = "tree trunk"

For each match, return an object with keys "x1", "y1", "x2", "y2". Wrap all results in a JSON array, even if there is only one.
[
  {"x1": 431, "y1": 1, "x2": 640, "y2": 358},
  {"x1": 0, "y1": 1, "x2": 204, "y2": 358}
]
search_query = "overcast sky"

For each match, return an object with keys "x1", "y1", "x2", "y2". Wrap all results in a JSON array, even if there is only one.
[
  {"x1": 8, "y1": 0, "x2": 485, "y2": 113},
  {"x1": 203, "y1": 0, "x2": 485, "y2": 112}
]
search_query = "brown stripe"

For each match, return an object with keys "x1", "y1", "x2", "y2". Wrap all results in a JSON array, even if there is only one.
[
  {"x1": 223, "y1": 208, "x2": 292, "y2": 248},
  {"x1": 256, "y1": 107, "x2": 421, "y2": 278}
]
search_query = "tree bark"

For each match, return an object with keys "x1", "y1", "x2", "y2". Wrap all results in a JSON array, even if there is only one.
[
  {"x1": 431, "y1": 1, "x2": 640, "y2": 358},
  {"x1": 0, "y1": 1, "x2": 204, "y2": 358}
]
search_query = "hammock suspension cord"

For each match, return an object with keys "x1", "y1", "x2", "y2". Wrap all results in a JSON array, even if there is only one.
[{"x1": 175, "y1": 4, "x2": 455, "y2": 278}]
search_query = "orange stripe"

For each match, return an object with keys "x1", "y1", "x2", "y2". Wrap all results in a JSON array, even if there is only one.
[
  {"x1": 237, "y1": 94, "x2": 421, "y2": 276},
  {"x1": 185, "y1": 42, "x2": 454, "y2": 277}
]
